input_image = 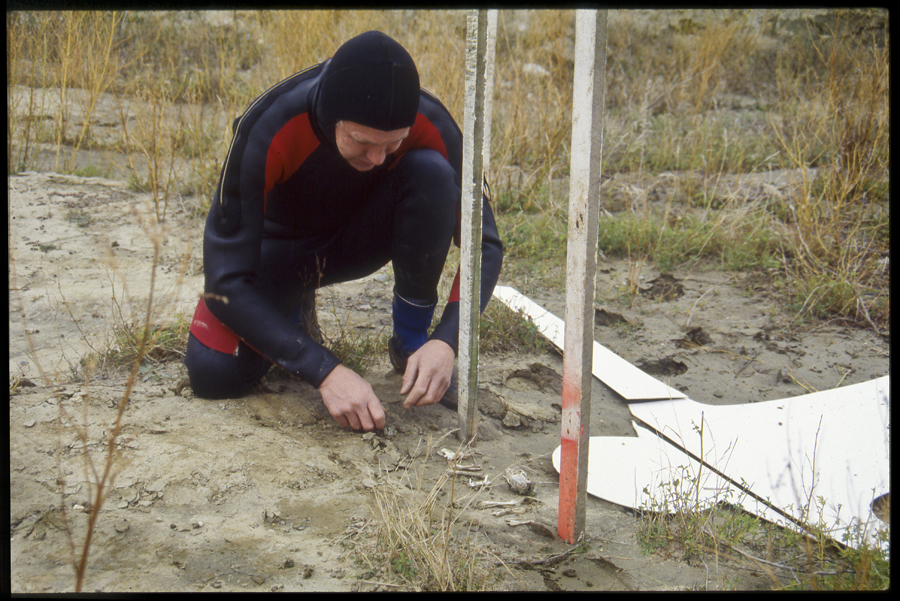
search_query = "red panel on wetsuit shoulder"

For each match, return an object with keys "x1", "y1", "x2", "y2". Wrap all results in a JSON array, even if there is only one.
[
  {"x1": 389, "y1": 113, "x2": 449, "y2": 168},
  {"x1": 264, "y1": 113, "x2": 320, "y2": 210}
]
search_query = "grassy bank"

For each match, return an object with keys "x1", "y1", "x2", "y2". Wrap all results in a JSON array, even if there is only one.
[{"x1": 7, "y1": 10, "x2": 889, "y2": 334}]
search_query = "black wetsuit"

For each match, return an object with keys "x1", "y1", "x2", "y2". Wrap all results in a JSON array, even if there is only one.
[{"x1": 185, "y1": 56, "x2": 503, "y2": 398}]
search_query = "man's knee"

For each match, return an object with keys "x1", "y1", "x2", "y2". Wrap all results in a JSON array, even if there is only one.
[
  {"x1": 184, "y1": 334, "x2": 269, "y2": 399},
  {"x1": 395, "y1": 149, "x2": 458, "y2": 202},
  {"x1": 392, "y1": 149, "x2": 458, "y2": 238}
]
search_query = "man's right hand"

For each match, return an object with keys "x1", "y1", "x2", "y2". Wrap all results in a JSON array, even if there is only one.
[{"x1": 318, "y1": 364, "x2": 386, "y2": 431}]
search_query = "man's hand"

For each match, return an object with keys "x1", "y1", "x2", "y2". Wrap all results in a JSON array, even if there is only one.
[
  {"x1": 319, "y1": 364, "x2": 386, "y2": 431},
  {"x1": 401, "y1": 339, "x2": 455, "y2": 409}
]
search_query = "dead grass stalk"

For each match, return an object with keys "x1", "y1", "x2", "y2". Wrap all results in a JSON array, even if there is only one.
[{"x1": 353, "y1": 434, "x2": 500, "y2": 591}]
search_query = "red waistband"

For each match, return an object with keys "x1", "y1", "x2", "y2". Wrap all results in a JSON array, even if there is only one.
[{"x1": 190, "y1": 297, "x2": 240, "y2": 355}]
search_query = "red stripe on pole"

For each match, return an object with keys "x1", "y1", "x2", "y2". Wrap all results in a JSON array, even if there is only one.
[{"x1": 558, "y1": 378, "x2": 583, "y2": 542}]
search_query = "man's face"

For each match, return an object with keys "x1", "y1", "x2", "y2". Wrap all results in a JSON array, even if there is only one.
[{"x1": 334, "y1": 120, "x2": 410, "y2": 172}]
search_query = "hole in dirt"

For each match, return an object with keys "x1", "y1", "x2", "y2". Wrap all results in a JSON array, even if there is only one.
[
  {"x1": 594, "y1": 307, "x2": 629, "y2": 327},
  {"x1": 636, "y1": 357, "x2": 687, "y2": 377},
  {"x1": 640, "y1": 273, "x2": 684, "y2": 301},
  {"x1": 674, "y1": 326, "x2": 713, "y2": 348},
  {"x1": 505, "y1": 363, "x2": 562, "y2": 393}
]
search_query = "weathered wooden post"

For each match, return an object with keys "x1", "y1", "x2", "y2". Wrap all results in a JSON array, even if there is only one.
[
  {"x1": 558, "y1": 9, "x2": 608, "y2": 544},
  {"x1": 458, "y1": 9, "x2": 497, "y2": 443}
]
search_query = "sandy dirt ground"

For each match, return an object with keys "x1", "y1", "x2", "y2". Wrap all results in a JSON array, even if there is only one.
[{"x1": 9, "y1": 171, "x2": 890, "y2": 592}]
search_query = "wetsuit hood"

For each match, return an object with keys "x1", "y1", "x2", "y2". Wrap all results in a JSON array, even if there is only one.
[{"x1": 314, "y1": 31, "x2": 420, "y2": 149}]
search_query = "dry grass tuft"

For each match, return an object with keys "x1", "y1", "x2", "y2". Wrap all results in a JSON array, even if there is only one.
[{"x1": 349, "y1": 435, "x2": 502, "y2": 591}]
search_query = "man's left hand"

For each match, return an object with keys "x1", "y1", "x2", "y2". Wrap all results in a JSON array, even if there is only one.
[{"x1": 401, "y1": 339, "x2": 455, "y2": 409}]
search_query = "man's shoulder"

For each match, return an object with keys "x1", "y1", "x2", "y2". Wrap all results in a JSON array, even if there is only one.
[
  {"x1": 418, "y1": 87, "x2": 453, "y2": 119},
  {"x1": 256, "y1": 62, "x2": 325, "y2": 106},
  {"x1": 416, "y1": 89, "x2": 461, "y2": 138},
  {"x1": 233, "y1": 63, "x2": 325, "y2": 136}
]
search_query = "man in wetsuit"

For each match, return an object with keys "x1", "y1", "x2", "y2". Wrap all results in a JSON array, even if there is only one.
[{"x1": 184, "y1": 31, "x2": 503, "y2": 432}]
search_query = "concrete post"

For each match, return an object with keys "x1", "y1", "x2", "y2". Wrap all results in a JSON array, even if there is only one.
[
  {"x1": 458, "y1": 9, "x2": 496, "y2": 443},
  {"x1": 558, "y1": 8, "x2": 608, "y2": 544}
]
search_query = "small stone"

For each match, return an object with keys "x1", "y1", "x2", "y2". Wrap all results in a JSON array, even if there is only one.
[
  {"x1": 145, "y1": 478, "x2": 167, "y2": 493},
  {"x1": 504, "y1": 468, "x2": 534, "y2": 495},
  {"x1": 502, "y1": 412, "x2": 523, "y2": 429},
  {"x1": 114, "y1": 519, "x2": 129, "y2": 533}
]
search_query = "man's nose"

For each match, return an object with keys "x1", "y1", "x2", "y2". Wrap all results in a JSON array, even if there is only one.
[{"x1": 367, "y1": 146, "x2": 387, "y2": 165}]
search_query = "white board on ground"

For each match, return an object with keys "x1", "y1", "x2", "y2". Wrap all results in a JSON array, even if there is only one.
[
  {"x1": 492, "y1": 286, "x2": 686, "y2": 401},
  {"x1": 628, "y1": 376, "x2": 890, "y2": 550},
  {"x1": 499, "y1": 286, "x2": 889, "y2": 549},
  {"x1": 552, "y1": 412, "x2": 889, "y2": 551},
  {"x1": 551, "y1": 423, "x2": 737, "y2": 511}
]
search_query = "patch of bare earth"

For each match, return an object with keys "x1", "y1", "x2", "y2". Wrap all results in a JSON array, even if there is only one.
[{"x1": 9, "y1": 171, "x2": 889, "y2": 592}]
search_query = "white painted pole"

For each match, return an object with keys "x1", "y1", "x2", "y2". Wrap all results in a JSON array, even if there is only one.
[
  {"x1": 483, "y1": 10, "x2": 498, "y2": 178},
  {"x1": 458, "y1": 9, "x2": 496, "y2": 443},
  {"x1": 558, "y1": 9, "x2": 608, "y2": 544}
]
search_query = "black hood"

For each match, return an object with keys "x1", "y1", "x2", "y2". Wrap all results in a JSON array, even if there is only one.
[{"x1": 313, "y1": 31, "x2": 420, "y2": 150}]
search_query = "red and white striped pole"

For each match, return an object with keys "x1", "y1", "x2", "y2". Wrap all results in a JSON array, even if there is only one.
[{"x1": 558, "y1": 9, "x2": 608, "y2": 544}]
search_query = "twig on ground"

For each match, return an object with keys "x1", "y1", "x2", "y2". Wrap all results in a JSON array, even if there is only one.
[{"x1": 498, "y1": 537, "x2": 594, "y2": 568}]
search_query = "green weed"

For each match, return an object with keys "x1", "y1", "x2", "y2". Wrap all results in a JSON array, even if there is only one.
[
  {"x1": 65, "y1": 209, "x2": 94, "y2": 228},
  {"x1": 70, "y1": 165, "x2": 112, "y2": 179},
  {"x1": 597, "y1": 212, "x2": 782, "y2": 273},
  {"x1": 479, "y1": 301, "x2": 548, "y2": 356},
  {"x1": 82, "y1": 313, "x2": 190, "y2": 374},
  {"x1": 327, "y1": 329, "x2": 390, "y2": 376}
]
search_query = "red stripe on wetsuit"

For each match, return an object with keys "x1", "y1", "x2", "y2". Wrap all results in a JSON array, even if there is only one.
[{"x1": 264, "y1": 113, "x2": 320, "y2": 209}]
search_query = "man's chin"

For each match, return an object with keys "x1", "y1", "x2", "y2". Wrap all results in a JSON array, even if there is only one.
[{"x1": 349, "y1": 159, "x2": 375, "y2": 171}]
